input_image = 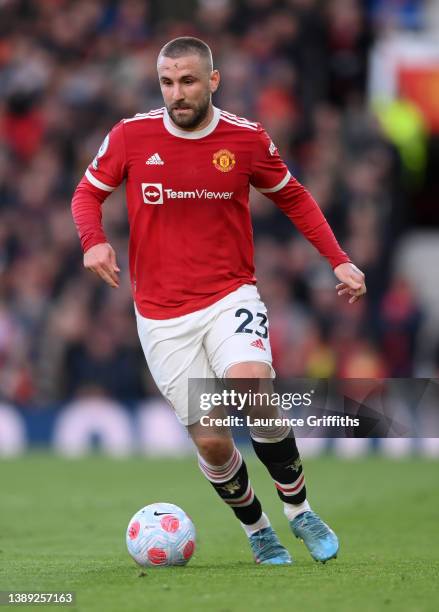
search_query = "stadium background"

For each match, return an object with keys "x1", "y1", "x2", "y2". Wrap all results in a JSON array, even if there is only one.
[{"x1": 1, "y1": 0, "x2": 439, "y2": 456}]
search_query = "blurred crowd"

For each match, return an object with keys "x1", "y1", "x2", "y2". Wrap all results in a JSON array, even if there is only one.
[{"x1": 0, "y1": 0, "x2": 436, "y2": 407}]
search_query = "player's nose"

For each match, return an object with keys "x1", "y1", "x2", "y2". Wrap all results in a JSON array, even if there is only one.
[{"x1": 171, "y1": 84, "x2": 184, "y2": 102}]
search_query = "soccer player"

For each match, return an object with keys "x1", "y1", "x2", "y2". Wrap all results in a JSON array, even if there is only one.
[{"x1": 71, "y1": 37, "x2": 366, "y2": 565}]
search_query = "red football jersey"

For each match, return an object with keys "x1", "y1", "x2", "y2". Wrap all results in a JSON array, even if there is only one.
[{"x1": 72, "y1": 107, "x2": 349, "y2": 319}]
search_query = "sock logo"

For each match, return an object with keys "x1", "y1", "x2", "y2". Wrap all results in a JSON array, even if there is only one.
[
  {"x1": 285, "y1": 458, "x2": 302, "y2": 472},
  {"x1": 220, "y1": 478, "x2": 241, "y2": 495}
]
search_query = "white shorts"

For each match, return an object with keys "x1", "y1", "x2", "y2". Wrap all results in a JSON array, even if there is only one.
[{"x1": 135, "y1": 284, "x2": 274, "y2": 426}]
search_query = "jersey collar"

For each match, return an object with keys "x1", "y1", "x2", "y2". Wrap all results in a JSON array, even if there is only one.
[{"x1": 163, "y1": 106, "x2": 220, "y2": 139}]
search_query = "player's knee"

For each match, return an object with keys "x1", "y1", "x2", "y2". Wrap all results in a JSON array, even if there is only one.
[
  {"x1": 195, "y1": 436, "x2": 234, "y2": 466},
  {"x1": 250, "y1": 423, "x2": 291, "y2": 442},
  {"x1": 226, "y1": 361, "x2": 272, "y2": 379}
]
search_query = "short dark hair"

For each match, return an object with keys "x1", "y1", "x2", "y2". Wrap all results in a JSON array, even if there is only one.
[{"x1": 158, "y1": 37, "x2": 213, "y2": 72}]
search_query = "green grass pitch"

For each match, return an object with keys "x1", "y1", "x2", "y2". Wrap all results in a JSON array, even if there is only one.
[{"x1": 1, "y1": 453, "x2": 438, "y2": 612}]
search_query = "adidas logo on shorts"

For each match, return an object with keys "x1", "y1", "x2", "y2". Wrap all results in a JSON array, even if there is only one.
[
  {"x1": 250, "y1": 338, "x2": 266, "y2": 351},
  {"x1": 146, "y1": 153, "x2": 164, "y2": 165}
]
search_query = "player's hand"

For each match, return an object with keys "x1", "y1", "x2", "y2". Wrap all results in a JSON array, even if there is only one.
[
  {"x1": 334, "y1": 262, "x2": 366, "y2": 304},
  {"x1": 83, "y1": 242, "x2": 120, "y2": 288}
]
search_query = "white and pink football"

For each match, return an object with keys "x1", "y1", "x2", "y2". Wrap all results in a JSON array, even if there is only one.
[{"x1": 126, "y1": 502, "x2": 196, "y2": 567}]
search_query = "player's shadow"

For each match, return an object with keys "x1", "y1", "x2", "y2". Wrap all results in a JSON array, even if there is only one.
[{"x1": 169, "y1": 562, "x2": 294, "y2": 571}]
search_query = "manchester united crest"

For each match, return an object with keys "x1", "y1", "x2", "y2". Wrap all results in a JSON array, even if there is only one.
[{"x1": 213, "y1": 149, "x2": 236, "y2": 173}]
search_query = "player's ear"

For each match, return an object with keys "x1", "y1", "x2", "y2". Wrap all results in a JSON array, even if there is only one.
[{"x1": 209, "y1": 69, "x2": 220, "y2": 94}]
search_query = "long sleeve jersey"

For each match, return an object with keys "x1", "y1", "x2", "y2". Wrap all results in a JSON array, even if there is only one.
[{"x1": 72, "y1": 106, "x2": 349, "y2": 319}]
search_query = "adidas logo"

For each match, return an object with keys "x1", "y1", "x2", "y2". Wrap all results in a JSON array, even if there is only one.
[
  {"x1": 146, "y1": 153, "x2": 164, "y2": 165},
  {"x1": 250, "y1": 338, "x2": 266, "y2": 351}
]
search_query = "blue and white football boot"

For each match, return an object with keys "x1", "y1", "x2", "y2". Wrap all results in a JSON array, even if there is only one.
[
  {"x1": 249, "y1": 526, "x2": 292, "y2": 565},
  {"x1": 290, "y1": 511, "x2": 339, "y2": 563}
]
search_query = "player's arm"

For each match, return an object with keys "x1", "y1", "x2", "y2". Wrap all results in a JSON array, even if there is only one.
[
  {"x1": 71, "y1": 123, "x2": 126, "y2": 288},
  {"x1": 250, "y1": 129, "x2": 366, "y2": 303}
]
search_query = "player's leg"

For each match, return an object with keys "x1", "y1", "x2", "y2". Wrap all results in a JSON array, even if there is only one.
[
  {"x1": 135, "y1": 303, "x2": 289, "y2": 565},
  {"x1": 206, "y1": 285, "x2": 339, "y2": 563},
  {"x1": 201, "y1": 287, "x2": 296, "y2": 564},
  {"x1": 243, "y1": 393, "x2": 339, "y2": 564},
  {"x1": 189, "y1": 415, "x2": 291, "y2": 565},
  {"x1": 227, "y1": 362, "x2": 310, "y2": 515},
  {"x1": 188, "y1": 379, "x2": 291, "y2": 565}
]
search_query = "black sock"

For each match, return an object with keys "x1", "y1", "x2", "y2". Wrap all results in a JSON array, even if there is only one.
[
  {"x1": 198, "y1": 447, "x2": 263, "y2": 525},
  {"x1": 251, "y1": 434, "x2": 307, "y2": 504}
]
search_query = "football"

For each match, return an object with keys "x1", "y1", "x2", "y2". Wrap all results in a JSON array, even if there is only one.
[{"x1": 126, "y1": 502, "x2": 196, "y2": 567}]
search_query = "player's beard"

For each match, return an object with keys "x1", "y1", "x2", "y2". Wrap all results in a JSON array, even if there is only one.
[{"x1": 168, "y1": 93, "x2": 210, "y2": 129}]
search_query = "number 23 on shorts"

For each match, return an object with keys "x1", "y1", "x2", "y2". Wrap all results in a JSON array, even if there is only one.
[{"x1": 234, "y1": 308, "x2": 268, "y2": 338}]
